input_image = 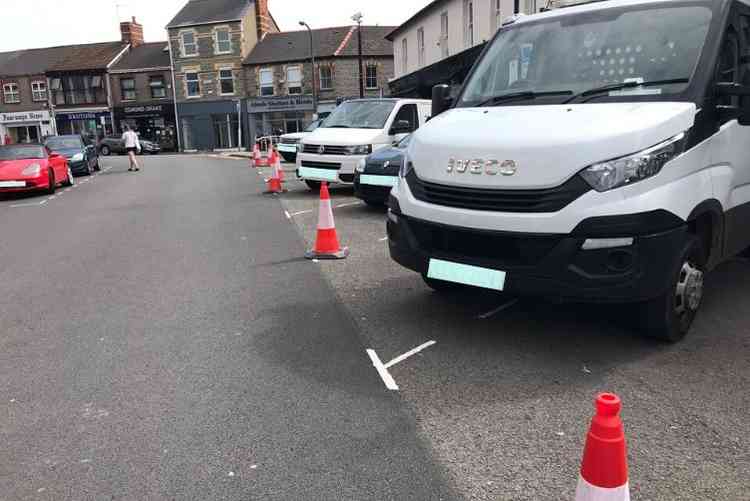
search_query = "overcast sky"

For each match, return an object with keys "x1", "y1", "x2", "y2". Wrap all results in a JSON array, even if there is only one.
[{"x1": 0, "y1": 0, "x2": 433, "y2": 52}]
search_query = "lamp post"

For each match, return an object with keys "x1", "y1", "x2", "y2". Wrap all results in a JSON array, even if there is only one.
[
  {"x1": 299, "y1": 21, "x2": 317, "y2": 118},
  {"x1": 351, "y1": 12, "x2": 364, "y2": 98}
]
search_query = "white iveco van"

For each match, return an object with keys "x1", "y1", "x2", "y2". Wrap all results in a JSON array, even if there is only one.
[
  {"x1": 388, "y1": 0, "x2": 750, "y2": 341},
  {"x1": 297, "y1": 98, "x2": 431, "y2": 189}
]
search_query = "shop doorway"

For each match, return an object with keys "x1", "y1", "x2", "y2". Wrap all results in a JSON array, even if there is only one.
[
  {"x1": 212, "y1": 113, "x2": 239, "y2": 149},
  {"x1": 7, "y1": 125, "x2": 40, "y2": 143}
]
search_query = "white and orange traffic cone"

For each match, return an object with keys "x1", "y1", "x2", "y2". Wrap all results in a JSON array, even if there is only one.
[
  {"x1": 305, "y1": 182, "x2": 349, "y2": 259},
  {"x1": 264, "y1": 155, "x2": 285, "y2": 194},
  {"x1": 575, "y1": 393, "x2": 630, "y2": 501},
  {"x1": 270, "y1": 147, "x2": 285, "y2": 182},
  {"x1": 253, "y1": 143, "x2": 263, "y2": 167}
]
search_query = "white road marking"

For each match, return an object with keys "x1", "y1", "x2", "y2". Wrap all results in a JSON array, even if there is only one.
[
  {"x1": 476, "y1": 299, "x2": 519, "y2": 319},
  {"x1": 384, "y1": 340, "x2": 436, "y2": 369},
  {"x1": 366, "y1": 349, "x2": 399, "y2": 391},
  {"x1": 379, "y1": 236, "x2": 388, "y2": 242},
  {"x1": 250, "y1": 464, "x2": 258, "y2": 470},
  {"x1": 284, "y1": 210, "x2": 292, "y2": 220},
  {"x1": 290, "y1": 209, "x2": 313, "y2": 216},
  {"x1": 39, "y1": 199, "x2": 48, "y2": 205},
  {"x1": 334, "y1": 201, "x2": 361, "y2": 209},
  {"x1": 10, "y1": 202, "x2": 41, "y2": 208}
]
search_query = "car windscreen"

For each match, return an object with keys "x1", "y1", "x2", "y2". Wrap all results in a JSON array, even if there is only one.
[
  {"x1": 0, "y1": 145, "x2": 47, "y2": 160},
  {"x1": 321, "y1": 101, "x2": 396, "y2": 129},
  {"x1": 45, "y1": 137, "x2": 82, "y2": 150},
  {"x1": 459, "y1": 2, "x2": 713, "y2": 106}
]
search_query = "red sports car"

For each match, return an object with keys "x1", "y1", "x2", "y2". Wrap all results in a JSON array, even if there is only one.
[{"x1": 0, "y1": 144, "x2": 73, "y2": 194}]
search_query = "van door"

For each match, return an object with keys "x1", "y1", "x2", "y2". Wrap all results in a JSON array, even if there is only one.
[
  {"x1": 389, "y1": 103, "x2": 419, "y2": 142},
  {"x1": 711, "y1": 4, "x2": 750, "y2": 257}
]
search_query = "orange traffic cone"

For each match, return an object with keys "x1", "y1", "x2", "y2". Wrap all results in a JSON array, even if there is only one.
[
  {"x1": 270, "y1": 147, "x2": 285, "y2": 181},
  {"x1": 575, "y1": 393, "x2": 630, "y2": 501},
  {"x1": 253, "y1": 143, "x2": 263, "y2": 167},
  {"x1": 305, "y1": 182, "x2": 349, "y2": 259},
  {"x1": 264, "y1": 155, "x2": 284, "y2": 194}
]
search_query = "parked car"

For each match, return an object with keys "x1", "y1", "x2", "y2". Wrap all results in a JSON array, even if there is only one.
[
  {"x1": 0, "y1": 144, "x2": 73, "y2": 194},
  {"x1": 45, "y1": 135, "x2": 99, "y2": 176},
  {"x1": 354, "y1": 134, "x2": 410, "y2": 206},
  {"x1": 297, "y1": 98, "x2": 431, "y2": 190},
  {"x1": 277, "y1": 119, "x2": 323, "y2": 163},
  {"x1": 99, "y1": 136, "x2": 161, "y2": 156}
]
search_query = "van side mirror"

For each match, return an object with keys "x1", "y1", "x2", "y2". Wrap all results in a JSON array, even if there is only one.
[
  {"x1": 389, "y1": 119, "x2": 413, "y2": 136},
  {"x1": 715, "y1": 82, "x2": 750, "y2": 125},
  {"x1": 432, "y1": 84, "x2": 453, "y2": 117}
]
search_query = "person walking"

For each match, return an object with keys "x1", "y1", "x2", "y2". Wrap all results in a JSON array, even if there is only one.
[{"x1": 122, "y1": 125, "x2": 141, "y2": 172}]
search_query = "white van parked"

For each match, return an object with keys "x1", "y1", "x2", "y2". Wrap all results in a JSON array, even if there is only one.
[
  {"x1": 297, "y1": 98, "x2": 431, "y2": 189},
  {"x1": 388, "y1": 0, "x2": 749, "y2": 341}
]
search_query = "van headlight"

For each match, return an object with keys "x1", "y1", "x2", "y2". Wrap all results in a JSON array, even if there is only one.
[
  {"x1": 71, "y1": 153, "x2": 84, "y2": 162},
  {"x1": 399, "y1": 153, "x2": 413, "y2": 178},
  {"x1": 346, "y1": 145, "x2": 372, "y2": 155},
  {"x1": 356, "y1": 158, "x2": 366, "y2": 173},
  {"x1": 297, "y1": 143, "x2": 304, "y2": 153},
  {"x1": 579, "y1": 132, "x2": 687, "y2": 192}
]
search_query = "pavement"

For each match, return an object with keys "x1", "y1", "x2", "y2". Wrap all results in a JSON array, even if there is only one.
[{"x1": 1, "y1": 154, "x2": 748, "y2": 500}]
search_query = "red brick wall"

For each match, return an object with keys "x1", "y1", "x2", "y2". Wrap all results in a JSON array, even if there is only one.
[{"x1": 120, "y1": 17, "x2": 144, "y2": 48}]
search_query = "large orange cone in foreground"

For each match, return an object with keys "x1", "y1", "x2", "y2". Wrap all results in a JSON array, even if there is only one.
[
  {"x1": 305, "y1": 182, "x2": 349, "y2": 259},
  {"x1": 575, "y1": 393, "x2": 630, "y2": 501}
]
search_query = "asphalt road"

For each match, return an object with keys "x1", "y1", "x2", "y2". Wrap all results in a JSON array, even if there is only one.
[
  {"x1": 0, "y1": 155, "x2": 456, "y2": 500},
  {"x1": 260, "y1": 159, "x2": 750, "y2": 501}
]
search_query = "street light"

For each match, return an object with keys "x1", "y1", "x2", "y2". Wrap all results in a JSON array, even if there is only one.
[
  {"x1": 299, "y1": 21, "x2": 318, "y2": 118},
  {"x1": 351, "y1": 12, "x2": 364, "y2": 98}
]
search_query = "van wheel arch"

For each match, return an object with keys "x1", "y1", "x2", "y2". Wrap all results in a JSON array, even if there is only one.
[{"x1": 687, "y1": 199, "x2": 724, "y2": 269}]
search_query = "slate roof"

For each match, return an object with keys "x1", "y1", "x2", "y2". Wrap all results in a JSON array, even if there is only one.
[
  {"x1": 0, "y1": 41, "x2": 127, "y2": 77},
  {"x1": 167, "y1": 0, "x2": 252, "y2": 28},
  {"x1": 111, "y1": 42, "x2": 171, "y2": 71},
  {"x1": 243, "y1": 26, "x2": 395, "y2": 66}
]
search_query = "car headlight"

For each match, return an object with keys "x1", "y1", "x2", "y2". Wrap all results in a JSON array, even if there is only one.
[
  {"x1": 21, "y1": 163, "x2": 41, "y2": 176},
  {"x1": 346, "y1": 144, "x2": 372, "y2": 155},
  {"x1": 579, "y1": 132, "x2": 687, "y2": 192},
  {"x1": 71, "y1": 153, "x2": 84, "y2": 162},
  {"x1": 297, "y1": 143, "x2": 304, "y2": 153},
  {"x1": 399, "y1": 154, "x2": 413, "y2": 178},
  {"x1": 356, "y1": 158, "x2": 366, "y2": 173}
]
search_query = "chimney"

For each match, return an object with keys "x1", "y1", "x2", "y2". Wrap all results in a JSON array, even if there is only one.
[
  {"x1": 256, "y1": 0, "x2": 275, "y2": 39},
  {"x1": 120, "y1": 16, "x2": 144, "y2": 47}
]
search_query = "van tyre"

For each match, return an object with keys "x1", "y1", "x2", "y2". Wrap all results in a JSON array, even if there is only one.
[
  {"x1": 305, "y1": 180, "x2": 321, "y2": 191},
  {"x1": 638, "y1": 235, "x2": 705, "y2": 342}
]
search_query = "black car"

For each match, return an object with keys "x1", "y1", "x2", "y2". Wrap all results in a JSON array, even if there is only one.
[
  {"x1": 99, "y1": 136, "x2": 161, "y2": 156},
  {"x1": 44, "y1": 135, "x2": 100, "y2": 176},
  {"x1": 353, "y1": 134, "x2": 411, "y2": 206}
]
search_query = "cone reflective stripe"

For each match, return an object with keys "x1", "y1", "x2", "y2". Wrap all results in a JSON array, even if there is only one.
[
  {"x1": 264, "y1": 154, "x2": 284, "y2": 193},
  {"x1": 575, "y1": 393, "x2": 630, "y2": 501},
  {"x1": 305, "y1": 182, "x2": 348, "y2": 259},
  {"x1": 271, "y1": 147, "x2": 285, "y2": 181}
]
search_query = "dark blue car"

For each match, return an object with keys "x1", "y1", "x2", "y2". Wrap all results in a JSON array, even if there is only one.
[
  {"x1": 353, "y1": 134, "x2": 410, "y2": 206},
  {"x1": 44, "y1": 135, "x2": 100, "y2": 176}
]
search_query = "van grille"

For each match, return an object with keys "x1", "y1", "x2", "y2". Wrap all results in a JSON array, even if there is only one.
[
  {"x1": 405, "y1": 170, "x2": 589, "y2": 213},
  {"x1": 302, "y1": 144, "x2": 349, "y2": 155},
  {"x1": 300, "y1": 160, "x2": 341, "y2": 170}
]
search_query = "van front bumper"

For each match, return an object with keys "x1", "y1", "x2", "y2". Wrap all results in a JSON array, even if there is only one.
[
  {"x1": 387, "y1": 206, "x2": 688, "y2": 303},
  {"x1": 297, "y1": 153, "x2": 365, "y2": 184}
]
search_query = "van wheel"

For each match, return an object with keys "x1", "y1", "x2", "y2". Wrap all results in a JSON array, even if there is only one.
[
  {"x1": 421, "y1": 273, "x2": 463, "y2": 292},
  {"x1": 637, "y1": 236, "x2": 705, "y2": 342},
  {"x1": 305, "y1": 180, "x2": 321, "y2": 191}
]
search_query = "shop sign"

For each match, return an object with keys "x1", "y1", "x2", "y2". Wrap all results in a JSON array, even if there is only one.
[
  {"x1": 122, "y1": 105, "x2": 165, "y2": 116},
  {"x1": 0, "y1": 110, "x2": 51, "y2": 123},
  {"x1": 56, "y1": 111, "x2": 109, "y2": 121},
  {"x1": 247, "y1": 95, "x2": 314, "y2": 113}
]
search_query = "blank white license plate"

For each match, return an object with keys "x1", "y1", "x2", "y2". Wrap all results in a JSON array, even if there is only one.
[
  {"x1": 359, "y1": 175, "x2": 398, "y2": 187},
  {"x1": 427, "y1": 258, "x2": 506, "y2": 291},
  {"x1": 0, "y1": 181, "x2": 26, "y2": 188},
  {"x1": 298, "y1": 167, "x2": 339, "y2": 182},
  {"x1": 278, "y1": 144, "x2": 297, "y2": 153}
]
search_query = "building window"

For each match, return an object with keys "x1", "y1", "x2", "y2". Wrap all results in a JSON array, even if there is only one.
[
  {"x1": 120, "y1": 78, "x2": 136, "y2": 101},
  {"x1": 440, "y1": 12, "x2": 449, "y2": 58},
  {"x1": 464, "y1": 0, "x2": 474, "y2": 47},
  {"x1": 31, "y1": 81, "x2": 47, "y2": 102},
  {"x1": 401, "y1": 38, "x2": 408, "y2": 74},
  {"x1": 319, "y1": 66, "x2": 333, "y2": 90},
  {"x1": 417, "y1": 28, "x2": 425, "y2": 67},
  {"x1": 215, "y1": 28, "x2": 231, "y2": 54},
  {"x1": 185, "y1": 72, "x2": 200, "y2": 97},
  {"x1": 3, "y1": 83, "x2": 20, "y2": 104},
  {"x1": 219, "y1": 69, "x2": 234, "y2": 95},
  {"x1": 150, "y1": 75, "x2": 166, "y2": 98},
  {"x1": 259, "y1": 68, "x2": 274, "y2": 96},
  {"x1": 286, "y1": 65, "x2": 302, "y2": 95},
  {"x1": 365, "y1": 64, "x2": 378, "y2": 89},
  {"x1": 494, "y1": 0, "x2": 502, "y2": 31},
  {"x1": 181, "y1": 31, "x2": 198, "y2": 57}
]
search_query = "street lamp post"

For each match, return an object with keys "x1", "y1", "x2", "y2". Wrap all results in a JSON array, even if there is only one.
[
  {"x1": 299, "y1": 21, "x2": 317, "y2": 117},
  {"x1": 351, "y1": 12, "x2": 364, "y2": 98}
]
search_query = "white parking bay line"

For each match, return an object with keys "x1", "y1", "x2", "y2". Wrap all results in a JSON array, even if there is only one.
[
  {"x1": 384, "y1": 340, "x2": 436, "y2": 369},
  {"x1": 284, "y1": 210, "x2": 292, "y2": 220},
  {"x1": 10, "y1": 202, "x2": 42, "y2": 208},
  {"x1": 290, "y1": 209, "x2": 313, "y2": 216},
  {"x1": 379, "y1": 236, "x2": 388, "y2": 242},
  {"x1": 334, "y1": 201, "x2": 361, "y2": 209},
  {"x1": 367, "y1": 340, "x2": 437, "y2": 391}
]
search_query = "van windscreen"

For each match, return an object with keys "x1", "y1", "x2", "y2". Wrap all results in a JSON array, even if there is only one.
[
  {"x1": 459, "y1": 2, "x2": 712, "y2": 107},
  {"x1": 321, "y1": 101, "x2": 397, "y2": 129}
]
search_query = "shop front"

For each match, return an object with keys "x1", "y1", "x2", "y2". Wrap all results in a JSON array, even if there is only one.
[
  {"x1": 246, "y1": 95, "x2": 315, "y2": 142},
  {"x1": 0, "y1": 110, "x2": 55, "y2": 145},
  {"x1": 113, "y1": 103, "x2": 177, "y2": 151},
  {"x1": 178, "y1": 100, "x2": 245, "y2": 152},
  {"x1": 54, "y1": 110, "x2": 113, "y2": 138}
]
